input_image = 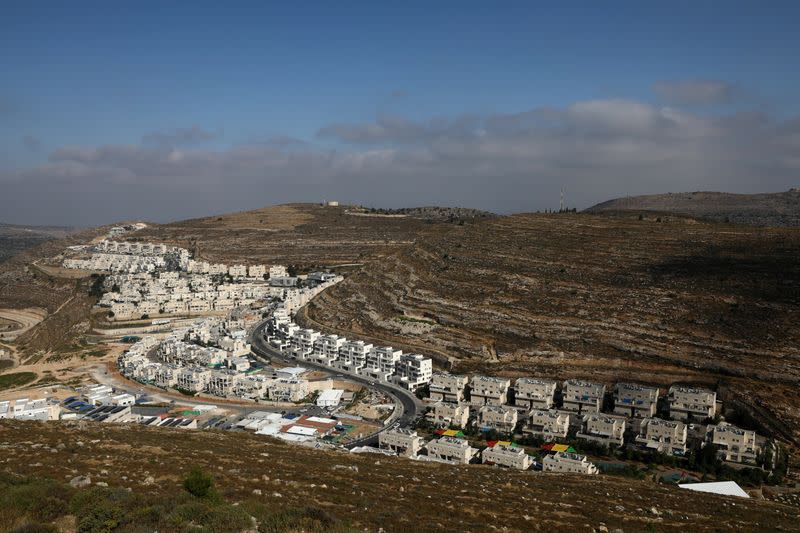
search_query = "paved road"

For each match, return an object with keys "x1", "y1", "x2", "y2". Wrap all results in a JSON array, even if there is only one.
[{"x1": 249, "y1": 319, "x2": 424, "y2": 448}]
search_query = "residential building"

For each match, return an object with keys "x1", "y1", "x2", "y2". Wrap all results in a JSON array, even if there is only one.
[
  {"x1": 362, "y1": 347, "x2": 402, "y2": 381},
  {"x1": 311, "y1": 334, "x2": 346, "y2": 365},
  {"x1": 430, "y1": 401, "x2": 470, "y2": 428},
  {"x1": 429, "y1": 372, "x2": 469, "y2": 403},
  {"x1": 523, "y1": 409, "x2": 570, "y2": 440},
  {"x1": 269, "y1": 379, "x2": 309, "y2": 402},
  {"x1": 635, "y1": 417, "x2": 688, "y2": 455},
  {"x1": 561, "y1": 379, "x2": 605, "y2": 414},
  {"x1": 291, "y1": 329, "x2": 320, "y2": 358},
  {"x1": 481, "y1": 444, "x2": 533, "y2": 470},
  {"x1": 477, "y1": 405, "x2": 518, "y2": 433},
  {"x1": 336, "y1": 340, "x2": 372, "y2": 373},
  {"x1": 514, "y1": 378, "x2": 557, "y2": 409},
  {"x1": 543, "y1": 452, "x2": 599, "y2": 475},
  {"x1": 426, "y1": 436, "x2": 479, "y2": 465},
  {"x1": 469, "y1": 375, "x2": 511, "y2": 406},
  {"x1": 269, "y1": 265, "x2": 288, "y2": 278},
  {"x1": 614, "y1": 382, "x2": 659, "y2": 418},
  {"x1": 707, "y1": 422, "x2": 760, "y2": 464},
  {"x1": 316, "y1": 389, "x2": 344, "y2": 408},
  {"x1": 177, "y1": 368, "x2": 211, "y2": 392},
  {"x1": 393, "y1": 354, "x2": 433, "y2": 390},
  {"x1": 669, "y1": 386, "x2": 717, "y2": 421},
  {"x1": 379, "y1": 429, "x2": 425, "y2": 457},
  {"x1": 247, "y1": 265, "x2": 266, "y2": 279},
  {"x1": 576, "y1": 414, "x2": 626, "y2": 447}
]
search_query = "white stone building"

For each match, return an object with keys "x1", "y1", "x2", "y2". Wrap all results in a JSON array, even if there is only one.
[
  {"x1": 426, "y1": 436, "x2": 479, "y2": 465},
  {"x1": 469, "y1": 375, "x2": 511, "y2": 406},
  {"x1": 481, "y1": 444, "x2": 533, "y2": 470},
  {"x1": 562, "y1": 379, "x2": 606, "y2": 414},
  {"x1": 523, "y1": 409, "x2": 570, "y2": 440},
  {"x1": 635, "y1": 417, "x2": 688, "y2": 455},
  {"x1": 430, "y1": 401, "x2": 470, "y2": 428},
  {"x1": 576, "y1": 414, "x2": 626, "y2": 447},
  {"x1": 614, "y1": 382, "x2": 659, "y2": 418},
  {"x1": 429, "y1": 373, "x2": 469, "y2": 403},
  {"x1": 707, "y1": 422, "x2": 760, "y2": 464},
  {"x1": 477, "y1": 405, "x2": 519, "y2": 433},
  {"x1": 543, "y1": 452, "x2": 599, "y2": 475},
  {"x1": 669, "y1": 386, "x2": 717, "y2": 421},
  {"x1": 379, "y1": 429, "x2": 425, "y2": 457},
  {"x1": 514, "y1": 377, "x2": 557, "y2": 409}
]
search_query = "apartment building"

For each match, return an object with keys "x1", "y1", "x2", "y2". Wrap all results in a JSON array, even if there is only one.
[
  {"x1": 635, "y1": 417, "x2": 688, "y2": 455},
  {"x1": 707, "y1": 422, "x2": 760, "y2": 464},
  {"x1": 378, "y1": 428, "x2": 425, "y2": 457},
  {"x1": 268, "y1": 379, "x2": 309, "y2": 402},
  {"x1": 430, "y1": 401, "x2": 470, "y2": 428},
  {"x1": 426, "y1": 436, "x2": 479, "y2": 465},
  {"x1": 469, "y1": 375, "x2": 511, "y2": 407},
  {"x1": 291, "y1": 329, "x2": 320, "y2": 358},
  {"x1": 477, "y1": 405, "x2": 519, "y2": 433},
  {"x1": 335, "y1": 340, "x2": 373, "y2": 373},
  {"x1": 481, "y1": 444, "x2": 533, "y2": 470},
  {"x1": 543, "y1": 452, "x2": 599, "y2": 475},
  {"x1": 247, "y1": 265, "x2": 266, "y2": 279},
  {"x1": 269, "y1": 265, "x2": 288, "y2": 278},
  {"x1": 576, "y1": 414, "x2": 626, "y2": 447},
  {"x1": 562, "y1": 379, "x2": 606, "y2": 414},
  {"x1": 0, "y1": 398, "x2": 60, "y2": 421},
  {"x1": 514, "y1": 378, "x2": 557, "y2": 409},
  {"x1": 176, "y1": 368, "x2": 211, "y2": 392},
  {"x1": 362, "y1": 347, "x2": 402, "y2": 382},
  {"x1": 311, "y1": 334, "x2": 346, "y2": 366},
  {"x1": 614, "y1": 382, "x2": 659, "y2": 418},
  {"x1": 429, "y1": 372, "x2": 469, "y2": 403},
  {"x1": 668, "y1": 385, "x2": 716, "y2": 421},
  {"x1": 523, "y1": 409, "x2": 570, "y2": 440},
  {"x1": 393, "y1": 354, "x2": 433, "y2": 390}
]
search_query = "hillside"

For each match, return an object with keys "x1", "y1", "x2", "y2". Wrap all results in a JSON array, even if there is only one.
[
  {"x1": 1, "y1": 420, "x2": 797, "y2": 532},
  {"x1": 306, "y1": 212, "x2": 800, "y2": 444},
  {"x1": 0, "y1": 223, "x2": 80, "y2": 263},
  {"x1": 585, "y1": 190, "x2": 800, "y2": 227},
  {"x1": 133, "y1": 203, "x2": 456, "y2": 269}
]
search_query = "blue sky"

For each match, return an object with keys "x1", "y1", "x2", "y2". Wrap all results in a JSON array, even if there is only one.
[{"x1": 2, "y1": 2, "x2": 800, "y2": 225}]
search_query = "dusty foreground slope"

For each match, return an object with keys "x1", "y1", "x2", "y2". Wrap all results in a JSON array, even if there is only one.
[
  {"x1": 307, "y1": 213, "x2": 800, "y2": 442},
  {"x1": 585, "y1": 190, "x2": 800, "y2": 227},
  {"x1": 1, "y1": 420, "x2": 796, "y2": 532}
]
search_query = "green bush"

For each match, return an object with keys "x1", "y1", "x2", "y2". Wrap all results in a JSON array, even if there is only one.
[
  {"x1": 70, "y1": 487, "x2": 128, "y2": 533},
  {"x1": 183, "y1": 467, "x2": 218, "y2": 500}
]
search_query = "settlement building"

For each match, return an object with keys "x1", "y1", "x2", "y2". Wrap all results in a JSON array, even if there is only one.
[
  {"x1": 431, "y1": 401, "x2": 470, "y2": 428},
  {"x1": 635, "y1": 417, "x2": 688, "y2": 455},
  {"x1": 707, "y1": 422, "x2": 760, "y2": 464},
  {"x1": 469, "y1": 376, "x2": 511, "y2": 407},
  {"x1": 543, "y1": 452, "x2": 599, "y2": 475},
  {"x1": 482, "y1": 444, "x2": 533, "y2": 470},
  {"x1": 562, "y1": 379, "x2": 606, "y2": 414},
  {"x1": 613, "y1": 382, "x2": 659, "y2": 418},
  {"x1": 429, "y1": 372, "x2": 469, "y2": 403},
  {"x1": 669, "y1": 386, "x2": 717, "y2": 421},
  {"x1": 394, "y1": 354, "x2": 433, "y2": 390},
  {"x1": 379, "y1": 428, "x2": 425, "y2": 457},
  {"x1": 523, "y1": 409, "x2": 570, "y2": 440},
  {"x1": 477, "y1": 405, "x2": 519, "y2": 433},
  {"x1": 576, "y1": 414, "x2": 626, "y2": 447},
  {"x1": 514, "y1": 378, "x2": 557, "y2": 409},
  {"x1": 426, "y1": 436, "x2": 479, "y2": 465}
]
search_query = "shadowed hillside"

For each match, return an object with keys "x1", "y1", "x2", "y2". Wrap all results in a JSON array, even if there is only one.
[{"x1": 585, "y1": 190, "x2": 800, "y2": 227}]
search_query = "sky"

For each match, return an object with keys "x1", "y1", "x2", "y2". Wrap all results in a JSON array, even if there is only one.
[{"x1": 2, "y1": 2, "x2": 800, "y2": 226}]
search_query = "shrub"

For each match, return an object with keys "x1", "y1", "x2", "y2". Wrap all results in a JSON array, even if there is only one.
[{"x1": 183, "y1": 467, "x2": 218, "y2": 500}]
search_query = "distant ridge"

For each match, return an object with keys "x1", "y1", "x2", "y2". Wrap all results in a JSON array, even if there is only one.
[{"x1": 585, "y1": 189, "x2": 800, "y2": 227}]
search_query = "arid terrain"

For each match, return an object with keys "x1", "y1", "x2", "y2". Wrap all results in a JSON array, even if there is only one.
[
  {"x1": 307, "y1": 212, "x2": 800, "y2": 446},
  {"x1": 1, "y1": 420, "x2": 797, "y2": 532},
  {"x1": 586, "y1": 190, "x2": 800, "y2": 227},
  {"x1": 0, "y1": 223, "x2": 80, "y2": 263}
]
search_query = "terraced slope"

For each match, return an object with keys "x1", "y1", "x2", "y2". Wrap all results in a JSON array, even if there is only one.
[
  {"x1": 1, "y1": 420, "x2": 796, "y2": 531},
  {"x1": 134, "y1": 203, "x2": 456, "y2": 268},
  {"x1": 307, "y1": 213, "x2": 800, "y2": 443}
]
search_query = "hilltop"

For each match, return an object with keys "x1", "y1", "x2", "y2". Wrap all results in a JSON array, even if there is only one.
[
  {"x1": 1, "y1": 420, "x2": 796, "y2": 532},
  {"x1": 585, "y1": 190, "x2": 800, "y2": 227}
]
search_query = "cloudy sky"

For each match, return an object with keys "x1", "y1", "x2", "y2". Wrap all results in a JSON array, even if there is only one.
[{"x1": 2, "y1": 2, "x2": 799, "y2": 226}]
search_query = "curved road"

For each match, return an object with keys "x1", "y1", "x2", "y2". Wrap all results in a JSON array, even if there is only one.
[{"x1": 249, "y1": 318, "x2": 424, "y2": 448}]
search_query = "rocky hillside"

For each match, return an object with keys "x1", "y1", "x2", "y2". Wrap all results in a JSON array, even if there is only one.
[
  {"x1": 307, "y1": 212, "x2": 800, "y2": 445},
  {"x1": 1, "y1": 420, "x2": 797, "y2": 532},
  {"x1": 585, "y1": 190, "x2": 800, "y2": 227}
]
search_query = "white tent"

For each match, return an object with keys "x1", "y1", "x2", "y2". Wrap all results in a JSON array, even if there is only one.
[{"x1": 678, "y1": 481, "x2": 749, "y2": 498}]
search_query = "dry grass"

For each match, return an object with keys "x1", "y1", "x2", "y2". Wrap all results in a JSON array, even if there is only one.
[{"x1": 0, "y1": 420, "x2": 797, "y2": 531}]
